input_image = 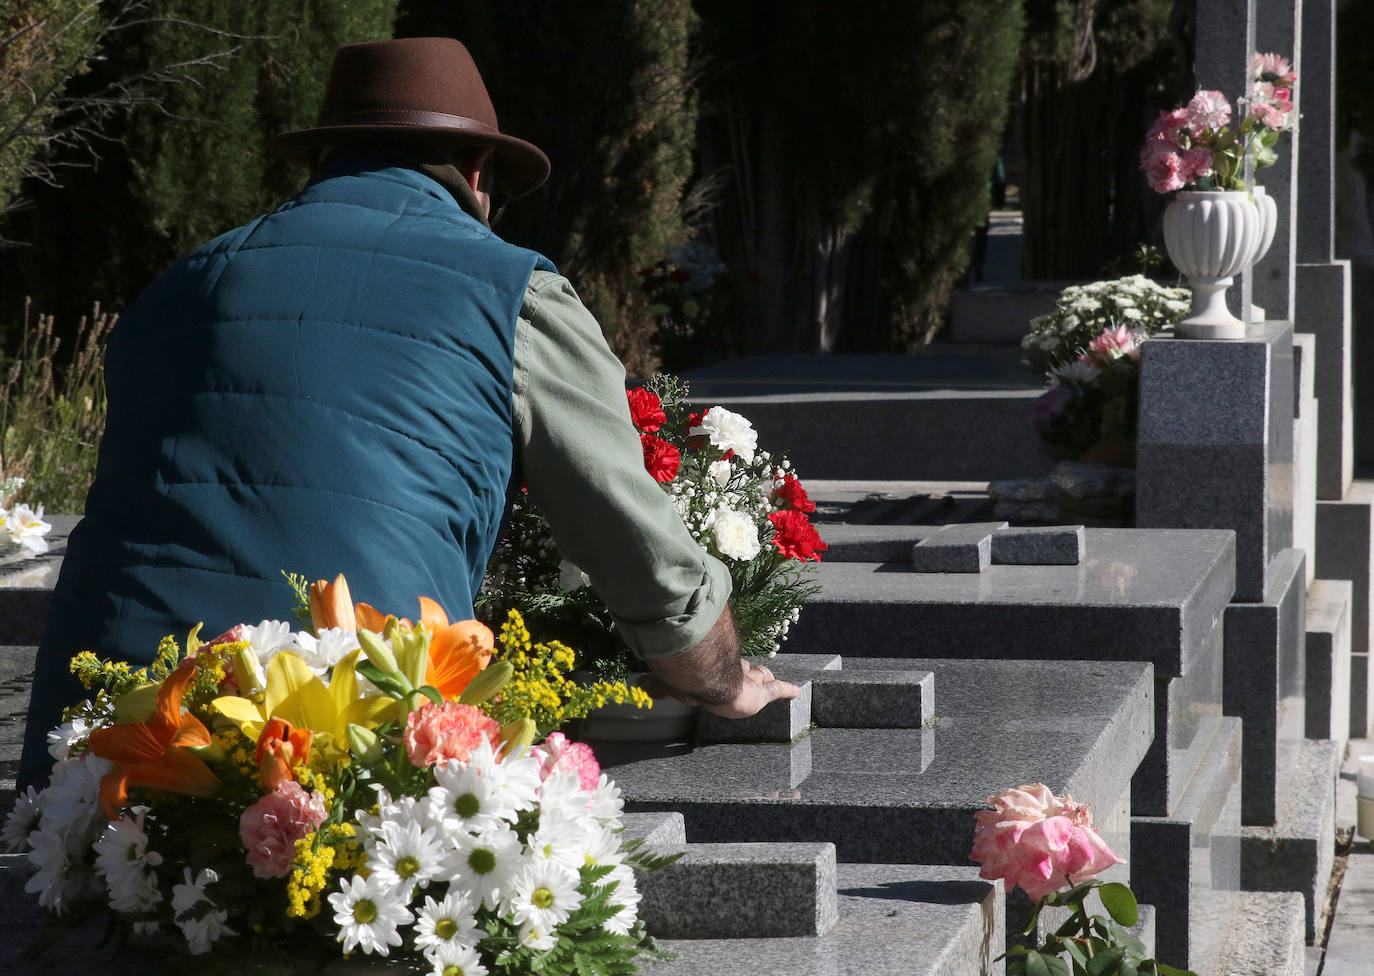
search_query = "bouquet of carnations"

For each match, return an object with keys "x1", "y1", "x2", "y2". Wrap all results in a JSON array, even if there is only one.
[
  {"x1": 481, "y1": 374, "x2": 826, "y2": 679},
  {"x1": 0, "y1": 475, "x2": 51, "y2": 557},
  {"x1": 5, "y1": 574, "x2": 670, "y2": 974},
  {"x1": 971, "y1": 783, "x2": 1195, "y2": 976},
  {"x1": 1022, "y1": 277, "x2": 1189, "y2": 464},
  {"x1": 1139, "y1": 52, "x2": 1296, "y2": 194}
]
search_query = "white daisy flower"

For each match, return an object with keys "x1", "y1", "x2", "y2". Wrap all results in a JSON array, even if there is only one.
[
  {"x1": 366, "y1": 819, "x2": 453, "y2": 894},
  {"x1": 94, "y1": 813, "x2": 164, "y2": 912},
  {"x1": 414, "y1": 890, "x2": 483, "y2": 956},
  {"x1": 357, "y1": 787, "x2": 426, "y2": 837},
  {"x1": 517, "y1": 921, "x2": 559, "y2": 952},
  {"x1": 528, "y1": 808, "x2": 596, "y2": 872},
  {"x1": 46, "y1": 717, "x2": 92, "y2": 761},
  {"x1": 2, "y1": 786, "x2": 42, "y2": 852},
  {"x1": 509, "y1": 859, "x2": 583, "y2": 932},
  {"x1": 585, "y1": 774, "x2": 625, "y2": 825},
  {"x1": 448, "y1": 825, "x2": 524, "y2": 910},
  {"x1": 603, "y1": 863, "x2": 642, "y2": 935},
  {"x1": 429, "y1": 740, "x2": 539, "y2": 832},
  {"x1": 170, "y1": 867, "x2": 233, "y2": 954},
  {"x1": 40, "y1": 754, "x2": 111, "y2": 834},
  {"x1": 329, "y1": 873, "x2": 413, "y2": 956},
  {"x1": 25, "y1": 822, "x2": 96, "y2": 912},
  {"x1": 428, "y1": 940, "x2": 489, "y2": 976}
]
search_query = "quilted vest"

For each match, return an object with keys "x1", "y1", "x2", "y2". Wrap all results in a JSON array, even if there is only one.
[{"x1": 20, "y1": 155, "x2": 555, "y2": 784}]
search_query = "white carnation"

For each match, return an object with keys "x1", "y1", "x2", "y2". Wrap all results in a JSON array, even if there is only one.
[
  {"x1": 706, "y1": 506, "x2": 760, "y2": 561},
  {"x1": 692, "y1": 407, "x2": 758, "y2": 462}
]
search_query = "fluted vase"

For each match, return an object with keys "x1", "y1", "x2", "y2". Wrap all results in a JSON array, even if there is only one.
[
  {"x1": 1162, "y1": 189, "x2": 1262, "y2": 339},
  {"x1": 1250, "y1": 185, "x2": 1278, "y2": 265}
]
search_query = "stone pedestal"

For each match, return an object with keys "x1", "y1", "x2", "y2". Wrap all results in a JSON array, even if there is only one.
[{"x1": 1295, "y1": 261, "x2": 1354, "y2": 499}]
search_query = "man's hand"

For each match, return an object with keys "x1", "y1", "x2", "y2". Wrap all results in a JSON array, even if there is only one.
[{"x1": 642, "y1": 607, "x2": 800, "y2": 718}]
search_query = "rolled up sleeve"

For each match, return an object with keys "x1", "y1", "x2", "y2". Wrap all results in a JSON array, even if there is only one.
[{"x1": 512, "y1": 270, "x2": 732, "y2": 659}]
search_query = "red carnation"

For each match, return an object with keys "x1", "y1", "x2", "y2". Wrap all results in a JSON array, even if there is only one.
[
  {"x1": 768, "y1": 510, "x2": 828, "y2": 562},
  {"x1": 641, "y1": 434, "x2": 681, "y2": 483},
  {"x1": 627, "y1": 388, "x2": 666, "y2": 433},
  {"x1": 772, "y1": 473, "x2": 816, "y2": 513}
]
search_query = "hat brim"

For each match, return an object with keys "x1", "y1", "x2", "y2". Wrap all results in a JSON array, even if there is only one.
[{"x1": 271, "y1": 124, "x2": 551, "y2": 199}]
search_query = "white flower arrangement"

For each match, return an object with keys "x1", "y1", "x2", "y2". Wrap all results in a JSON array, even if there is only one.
[{"x1": 0, "y1": 476, "x2": 52, "y2": 556}]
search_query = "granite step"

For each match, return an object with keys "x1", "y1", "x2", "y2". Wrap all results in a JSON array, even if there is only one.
[
  {"x1": 648, "y1": 864, "x2": 1003, "y2": 976},
  {"x1": 1240, "y1": 738, "x2": 1341, "y2": 944},
  {"x1": 1199, "y1": 890, "x2": 1307, "y2": 976},
  {"x1": 1315, "y1": 480, "x2": 1374, "y2": 738},
  {"x1": 1307, "y1": 579, "x2": 1355, "y2": 752}
]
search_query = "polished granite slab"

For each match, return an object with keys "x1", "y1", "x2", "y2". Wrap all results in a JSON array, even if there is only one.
[{"x1": 615, "y1": 656, "x2": 1153, "y2": 876}]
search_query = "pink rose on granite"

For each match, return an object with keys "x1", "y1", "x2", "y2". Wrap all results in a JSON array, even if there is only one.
[
  {"x1": 532, "y1": 732, "x2": 601, "y2": 790},
  {"x1": 239, "y1": 780, "x2": 327, "y2": 878},
  {"x1": 969, "y1": 783, "x2": 1124, "y2": 901},
  {"x1": 403, "y1": 700, "x2": 501, "y2": 767}
]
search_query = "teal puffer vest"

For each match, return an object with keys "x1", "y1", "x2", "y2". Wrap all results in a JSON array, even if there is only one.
[{"x1": 20, "y1": 156, "x2": 554, "y2": 785}]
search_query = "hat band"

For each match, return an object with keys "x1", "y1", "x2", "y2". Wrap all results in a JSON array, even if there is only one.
[{"x1": 314, "y1": 108, "x2": 501, "y2": 136}]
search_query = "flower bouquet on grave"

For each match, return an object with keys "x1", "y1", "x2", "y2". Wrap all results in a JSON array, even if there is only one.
[
  {"x1": 1022, "y1": 276, "x2": 1189, "y2": 467},
  {"x1": 479, "y1": 373, "x2": 826, "y2": 685},
  {"x1": 0, "y1": 475, "x2": 52, "y2": 566},
  {"x1": 5, "y1": 573, "x2": 674, "y2": 974},
  {"x1": 970, "y1": 783, "x2": 1197, "y2": 976}
]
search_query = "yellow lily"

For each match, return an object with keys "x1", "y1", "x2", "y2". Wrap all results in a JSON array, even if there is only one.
[{"x1": 211, "y1": 648, "x2": 395, "y2": 755}]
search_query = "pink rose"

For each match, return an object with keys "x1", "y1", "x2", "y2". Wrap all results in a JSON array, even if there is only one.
[
  {"x1": 1085, "y1": 325, "x2": 1139, "y2": 364},
  {"x1": 532, "y1": 732, "x2": 601, "y2": 790},
  {"x1": 239, "y1": 780, "x2": 327, "y2": 879},
  {"x1": 969, "y1": 783, "x2": 1124, "y2": 902},
  {"x1": 403, "y1": 701, "x2": 501, "y2": 767}
]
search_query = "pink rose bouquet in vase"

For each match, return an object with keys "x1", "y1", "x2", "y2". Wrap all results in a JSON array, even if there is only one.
[
  {"x1": 6, "y1": 574, "x2": 671, "y2": 974},
  {"x1": 971, "y1": 784, "x2": 1196, "y2": 976},
  {"x1": 1140, "y1": 52, "x2": 1296, "y2": 338}
]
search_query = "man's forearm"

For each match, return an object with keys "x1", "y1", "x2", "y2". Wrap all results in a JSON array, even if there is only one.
[{"x1": 641, "y1": 605, "x2": 743, "y2": 706}]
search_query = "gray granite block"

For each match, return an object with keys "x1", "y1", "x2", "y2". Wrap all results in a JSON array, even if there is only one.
[
  {"x1": 1296, "y1": 0, "x2": 1336, "y2": 266},
  {"x1": 617, "y1": 657, "x2": 1152, "y2": 874},
  {"x1": 1206, "y1": 890, "x2": 1307, "y2": 976},
  {"x1": 1296, "y1": 261, "x2": 1354, "y2": 499},
  {"x1": 1294, "y1": 332, "x2": 1315, "y2": 417},
  {"x1": 647, "y1": 864, "x2": 1003, "y2": 976},
  {"x1": 910, "y1": 522, "x2": 1005, "y2": 573},
  {"x1": 815, "y1": 524, "x2": 934, "y2": 563},
  {"x1": 1306, "y1": 579, "x2": 1353, "y2": 747},
  {"x1": 810, "y1": 669, "x2": 933, "y2": 729},
  {"x1": 989, "y1": 525, "x2": 1085, "y2": 565},
  {"x1": 1223, "y1": 548, "x2": 1307, "y2": 825},
  {"x1": 695, "y1": 680, "x2": 812, "y2": 744},
  {"x1": 634, "y1": 841, "x2": 838, "y2": 939},
  {"x1": 1241, "y1": 739, "x2": 1341, "y2": 945},
  {"x1": 1315, "y1": 482, "x2": 1374, "y2": 735},
  {"x1": 1136, "y1": 323, "x2": 1295, "y2": 602},
  {"x1": 768, "y1": 652, "x2": 842, "y2": 671},
  {"x1": 622, "y1": 811, "x2": 686, "y2": 847},
  {"x1": 1131, "y1": 715, "x2": 1243, "y2": 971},
  {"x1": 1050, "y1": 462, "x2": 1133, "y2": 499},
  {"x1": 1295, "y1": 406, "x2": 1318, "y2": 587}
]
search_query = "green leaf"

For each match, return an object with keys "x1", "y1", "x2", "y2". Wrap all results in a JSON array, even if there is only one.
[
  {"x1": 1045, "y1": 955, "x2": 1072, "y2": 976},
  {"x1": 1086, "y1": 948, "x2": 1124, "y2": 976},
  {"x1": 1119, "y1": 960, "x2": 1139, "y2": 976},
  {"x1": 1062, "y1": 939, "x2": 1089, "y2": 968},
  {"x1": 1154, "y1": 965, "x2": 1198, "y2": 976},
  {"x1": 1103, "y1": 919, "x2": 1146, "y2": 957},
  {"x1": 356, "y1": 662, "x2": 408, "y2": 698},
  {"x1": 1098, "y1": 883, "x2": 1138, "y2": 926},
  {"x1": 1027, "y1": 950, "x2": 1052, "y2": 976}
]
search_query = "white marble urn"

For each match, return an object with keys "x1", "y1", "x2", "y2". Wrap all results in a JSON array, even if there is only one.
[{"x1": 1162, "y1": 189, "x2": 1262, "y2": 339}]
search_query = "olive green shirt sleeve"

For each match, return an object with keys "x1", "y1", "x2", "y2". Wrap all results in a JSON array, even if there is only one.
[{"x1": 511, "y1": 269, "x2": 733, "y2": 659}]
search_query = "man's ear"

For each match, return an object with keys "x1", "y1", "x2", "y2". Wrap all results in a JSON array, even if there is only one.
[{"x1": 455, "y1": 146, "x2": 495, "y2": 193}]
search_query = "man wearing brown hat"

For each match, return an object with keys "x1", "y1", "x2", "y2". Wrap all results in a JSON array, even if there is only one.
[{"x1": 19, "y1": 37, "x2": 796, "y2": 787}]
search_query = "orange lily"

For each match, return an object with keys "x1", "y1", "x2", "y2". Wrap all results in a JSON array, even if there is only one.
[
  {"x1": 88, "y1": 660, "x2": 219, "y2": 819},
  {"x1": 256, "y1": 717, "x2": 312, "y2": 789},
  {"x1": 309, "y1": 574, "x2": 357, "y2": 632},
  {"x1": 421, "y1": 599, "x2": 494, "y2": 699}
]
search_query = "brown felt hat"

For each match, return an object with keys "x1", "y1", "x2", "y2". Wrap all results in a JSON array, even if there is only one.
[{"x1": 272, "y1": 37, "x2": 550, "y2": 198}]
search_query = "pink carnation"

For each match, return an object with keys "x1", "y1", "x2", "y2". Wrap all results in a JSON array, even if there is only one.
[
  {"x1": 239, "y1": 780, "x2": 327, "y2": 879},
  {"x1": 970, "y1": 783, "x2": 1124, "y2": 902},
  {"x1": 1251, "y1": 52, "x2": 1296, "y2": 85},
  {"x1": 1185, "y1": 90, "x2": 1232, "y2": 135},
  {"x1": 1179, "y1": 146, "x2": 1215, "y2": 185},
  {"x1": 1141, "y1": 145, "x2": 1186, "y2": 194},
  {"x1": 404, "y1": 701, "x2": 501, "y2": 767},
  {"x1": 532, "y1": 732, "x2": 601, "y2": 790}
]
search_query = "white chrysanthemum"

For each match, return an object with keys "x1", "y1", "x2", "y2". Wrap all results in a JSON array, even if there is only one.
[
  {"x1": 366, "y1": 819, "x2": 453, "y2": 894},
  {"x1": 706, "y1": 506, "x2": 760, "y2": 561},
  {"x1": 25, "y1": 822, "x2": 96, "y2": 912},
  {"x1": 509, "y1": 859, "x2": 583, "y2": 932},
  {"x1": 329, "y1": 873, "x2": 413, "y2": 956},
  {"x1": 4, "y1": 502, "x2": 51, "y2": 554},
  {"x1": 40, "y1": 755, "x2": 111, "y2": 835},
  {"x1": 692, "y1": 407, "x2": 757, "y2": 462},
  {"x1": 94, "y1": 813, "x2": 164, "y2": 912},
  {"x1": 429, "y1": 939, "x2": 490, "y2": 976},
  {"x1": 283, "y1": 627, "x2": 360, "y2": 675},
  {"x1": 46, "y1": 717, "x2": 92, "y2": 761},
  {"x1": 3, "y1": 786, "x2": 42, "y2": 852},
  {"x1": 603, "y1": 863, "x2": 641, "y2": 935},
  {"x1": 448, "y1": 825, "x2": 524, "y2": 910},
  {"x1": 528, "y1": 808, "x2": 596, "y2": 872},
  {"x1": 414, "y1": 890, "x2": 483, "y2": 956},
  {"x1": 242, "y1": 619, "x2": 293, "y2": 668}
]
